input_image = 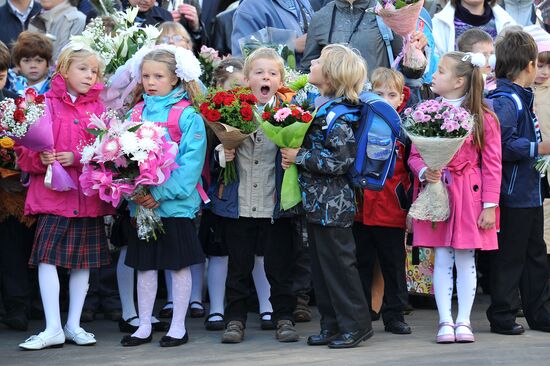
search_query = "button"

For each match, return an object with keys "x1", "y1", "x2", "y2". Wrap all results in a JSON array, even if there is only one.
[
  {"x1": 473, "y1": 185, "x2": 479, "y2": 192},
  {"x1": 257, "y1": 138, "x2": 262, "y2": 143},
  {"x1": 252, "y1": 207, "x2": 257, "y2": 212},
  {"x1": 253, "y1": 183, "x2": 258, "y2": 188},
  {"x1": 254, "y1": 160, "x2": 259, "y2": 165},
  {"x1": 73, "y1": 119, "x2": 79, "y2": 124},
  {"x1": 73, "y1": 210, "x2": 79, "y2": 215}
]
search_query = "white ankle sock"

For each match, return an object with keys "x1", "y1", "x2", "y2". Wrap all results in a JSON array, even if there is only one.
[
  {"x1": 251, "y1": 256, "x2": 272, "y2": 318},
  {"x1": 38, "y1": 263, "x2": 62, "y2": 336},
  {"x1": 207, "y1": 256, "x2": 228, "y2": 321},
  {"x1": 166, "y1": 267, "x2": 192, "y2": 339},
  {"x1": 65, "y1": 269, "x2": 90, "y2": 332}
]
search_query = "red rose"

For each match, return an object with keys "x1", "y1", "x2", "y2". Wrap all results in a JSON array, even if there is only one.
[
  {"x1": 291, "y1": 109, "x2": 300, "y2": 117},
  {"x1": 35, "y1": 94, "x2": 45, "y2": 104},
  {"x1": 247, "y1": 94, "x2": 258, "y2": 104},
  {"x1": 14, "y1": 97, "x2": 26, "y2": 109},
  {"x1": 223, "y1": 94, "x2": 236, "y2": 106},
  {"x1": 262, "y1": 111, "x2": 271, "y2": 120},
  {"x1": 25, "y1": 88, "x2": 37, "y2": 102},
  {"x1": 240, "y1": 106, "x2": 253, "y2": 121},
  {"x1": 13, "y1": 109, "x2": 26, "y2": 123},
  {"x1": 301, "y1": 112, "x2": 313, "y2": 123},
  {"x1": 212, "y1": 93, "x2": 225, "y2": 106},
  {"x1": 206, "y1": 109, "x2": 221, "y2": 122}
]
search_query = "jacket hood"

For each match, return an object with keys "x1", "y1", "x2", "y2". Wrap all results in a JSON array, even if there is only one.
[
  {"x1": 398, "y1": 86, "x2": 411, "y2": 113},
  {"x1": 46, "y1": 74, "x2": 104, "y2": 105}
]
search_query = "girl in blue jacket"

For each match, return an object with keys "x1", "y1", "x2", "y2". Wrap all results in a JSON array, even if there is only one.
[{"x1": 120, "y1": 46, "x2": 207, "y2": 348}]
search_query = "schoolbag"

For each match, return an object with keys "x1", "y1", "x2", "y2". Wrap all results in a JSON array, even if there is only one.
[
  {"x1": 132, "y1": 99, "x2": 210, "y2": 204},
  {"x1": 485, "y1": 91, "x2": 523, "y2": 121},
  {"x1": 324, "y1": 92, "x2": 402, "y2": 191}
]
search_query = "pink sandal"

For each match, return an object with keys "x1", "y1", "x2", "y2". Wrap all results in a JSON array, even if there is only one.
[
  {"x1": 455, "y1": 322, "x2": 475, "y2": 343},
  {"x1": 436, "y1": 322, "x2": 455, "y2": 344}
]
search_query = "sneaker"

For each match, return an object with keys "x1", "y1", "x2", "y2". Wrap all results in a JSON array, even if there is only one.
[
  {"x1": 19, "y1": 330, "x2": 65, "y2": 350},
  {"x1": 63, "y1": 326, "x2": 96, "y2": 346},
  {"x1": 293, "y1": 304, "x2": 312, "y2": 323},
  {"x1": 221, "y1": 321, "x2": 245, "y2": 343},
  {"x1": 275, "y1": 320, "x2": 299, "y2": 342}
]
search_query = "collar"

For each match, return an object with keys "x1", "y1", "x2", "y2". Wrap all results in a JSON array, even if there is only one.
[
  {"x1": 46, "y1": 73, "x2": 103, "y2": 104},
  {"x1": 142, "y1": 86, "x2": 188, "y2": 114},
  {"x1": 442, "y1": 95, "x2": 466, "y2": 107},
  {"x1": 7, "y1": 0, "x2": 34, "y2": 20}
]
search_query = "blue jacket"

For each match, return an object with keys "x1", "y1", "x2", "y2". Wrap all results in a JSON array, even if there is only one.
[
  {"x1": 489, "y1": 79, "x2": 549, "y2": 208},
  {"x1": 230, "y1": 0, "x2": 313, "y2": 58},
  {"x1": 128, "y1": 87, "x2": 207, "y2": 218}
]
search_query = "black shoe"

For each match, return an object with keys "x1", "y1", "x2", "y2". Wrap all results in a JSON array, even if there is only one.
[
  {"x1": 152, "y1": 320, "x2": 170, "y2": 332},
  {"x1": 120, "y1": 333, "x2": 153, "y2": 347},
  {"x1": 490, "y1": 323, "x2": 525, "y2": 335},
  {"x1": 260, "y1": 312, "x2": 275, "y2": 330},
  {"x1": 189, "y1": 302, "x2": 205, "y2": 318},
  {"x1": 384, "y1": 320, "x2": 412, "y2": 335},
  {"x1": 158, "y1": 302, "x2": 173, "y2": 319},
  {"x1": 159, "y1": 332, "x2": 189, "y2": 347},
  {"x1": 370, "y1": 311, "x2": 381, "y2": 321},
  {"x1": 205, "y1": 313, "x2": 225, "y2": 331},
  {"x1": 307, "y1": 330, "x2": 340, "y2": 346},
  {"x1": 328, "y1": 328, "x2": 374, "y2": 349},
  {"x1": 2, "y1": 312, "x2": 28, "y2": 331},
  {"x1": 118, "y1": 316, "x2": 139, "y2": 333},
  {"x1": 80, "y1": 310, "x2": 95, "y2": 323}
]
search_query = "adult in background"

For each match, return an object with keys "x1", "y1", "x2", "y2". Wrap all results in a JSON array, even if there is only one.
[{"x1": 0, "y1": 0, "x2": 41, "y2": 50}]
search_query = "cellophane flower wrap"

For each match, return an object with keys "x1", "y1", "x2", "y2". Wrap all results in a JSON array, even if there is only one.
[
  {"x1": 198, "y1": 45, "x2": 222, "y2": 87},
  {"x1": 402, "y1": 99, "x2": 473, "y2": 222},
  {"x1": 258, "y1": 104, "x2": 313, "y2": 210},
  {"x1": 199, "y1": 87, "x2": 258, "y2": 185},
  {"x1": 79, "y1": 111, "x2": 178, "y2": 241}
]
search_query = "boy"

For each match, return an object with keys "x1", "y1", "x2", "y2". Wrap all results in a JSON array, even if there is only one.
[
  {"x1": 353, "y1": 67, "x2": 412, "y2": 335},
  {"x1": 211, "y1": 48, "x2": 300, "y2": 344},
  {"x1": 8, "y1": 31, "x2": 53, "y2": 96},
  {"x1": 457, "y1": 28, "x2": 496, "y2": 91},
  {"x1": 487, "y1": 30, "x2": 550, "y2": 335}
]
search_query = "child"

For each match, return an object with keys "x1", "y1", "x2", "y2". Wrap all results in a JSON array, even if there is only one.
[
  {"x1": 409, "y1": 51, "x2": 502, "y2": 343},
  {"x1": 353, "y1": 67, "x2": 412, "y2": 335},
  {"x1": 28, "y1": 0, "x2": 86, "y2": 58},
  {"x1": 210, "y1": 48, "x2": 300, "y2": 344},
  {"x1": 8, "y1": 31, "x2": 53, "y2": 96},
  {"x1": 457, "y1": 28, "x2": 496, "y2": 91},
  {"x1": 120, "y1": 46, "x2": 206, "y2": 348},
  {"x1": 281, "y1": 44, "x2": 372, "y2": 349},
  {"x1": 487, "y1": 30, "x2": 550, "y2": 335},
  {"x1": 528, "y1": 26, "x2": 550, "y2": 258},
  {"x1": 199, "y1": 57, "x2": 245, "y2": 331},
  {"x1": 157, "y1": 21, "x2": 193, "y2": 51},
  {"x1": 16, "y1": 43, "x2": 114, "y2": 350}
]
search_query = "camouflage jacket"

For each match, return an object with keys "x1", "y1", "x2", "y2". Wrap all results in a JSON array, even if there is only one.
[{"x1": 295, "y1": 100, "x2": 358, "y2": 227}]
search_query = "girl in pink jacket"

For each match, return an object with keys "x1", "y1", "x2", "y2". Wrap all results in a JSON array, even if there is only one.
[
  {"x1": 17, "y1": 44, "x2": 114, "y2": 351},
  {"x1": 408, "y1": 52, "x2": 502, "y2": 344}
]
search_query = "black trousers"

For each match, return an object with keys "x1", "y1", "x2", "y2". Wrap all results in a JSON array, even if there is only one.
[
  {"x1": 291, "y1": 216, "x2": 312, "y2": 300},
  {"x1": 224, "y1": 217, "x2": 297, "y2": 326},
  {"x1": 353, "y1": 223, "x2": 408, "y2": 325},
  {"x1": 308, "y1": 223, "x2": 371, "y2": 333},
  {"x1": 0, "y1": 218, "x2": 34, "y2": 316},
  {"x1": 84, "y1": 251, "x2": 121, "y2": 313},
  {"x1": 487, "y1": 206, "x2": 550, "y2": 329}
]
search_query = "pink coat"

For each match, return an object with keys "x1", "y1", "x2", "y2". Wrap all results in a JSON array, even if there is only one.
[
  {"x1": 408, "y1": 112, "x2": 502, "y2": 250},
  {"x1": 16, "y1": 74, "x2": 115, "y2": 218}
]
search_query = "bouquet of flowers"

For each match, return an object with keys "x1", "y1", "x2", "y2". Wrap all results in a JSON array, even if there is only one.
[
  {"x1": 285, "y1": 68, "x2": 319, "y2": 111},
  {"x1": 402, "y1": 99, "x2": 474, "y2": 222},
  {"x1": 259, "y1": 104, "x2": 313, "y2": 210},
  {"x1": 0, "y1": 137, "x2": 18, "y2": 178},
  {"x1": 535, "y1": 155, "x2": 550, "y2": 177},
  {"x1": 0, "y1": 88, "x2": 46, "y2": 138},
  {"x1": 198, "y1": 46, "x2": 223, "y2": 87},
  {"x1": 199, "y1": 87, "x2": 258, "y2": 184},
  {"x1": 239, "y1": 27, "x2": 297, "y2": 69},
  {"x1": 79, "y1": 112, "x2": 179, "y2": 241}
]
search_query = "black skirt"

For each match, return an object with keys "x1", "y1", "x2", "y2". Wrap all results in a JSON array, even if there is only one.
[{"x1": 125, "y1": 217, "x2": 205, "y2": 271}]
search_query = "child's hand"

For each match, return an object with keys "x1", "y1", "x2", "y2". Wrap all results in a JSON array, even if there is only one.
[
  {"x1": 39, "y1": 151, "x2": 55, "y2": 166},
  {"x1": 224, "y1": 148, "x2": 236, "y2": 162},
  {"x1": 281, "y1": 148, "x2": 300, "y2": 170},
  {"x1": 477, "y1": 207, "x2": 496, "y2": 229},
  {"x1": 411, "y1": 31, "x2": 428, "y2": 50},
  {"x1": 133, "y1": 193, "x2": 160, "y2": 210},
  {"x1": 55, "y1": 152, "x2": 74, "y2": 167},
  {"x1": 538, "y1": 141, "x2": 550, "y2": 155},
  {"x1": 424, "y1": 168, "x2": 442, "y2": 183}
]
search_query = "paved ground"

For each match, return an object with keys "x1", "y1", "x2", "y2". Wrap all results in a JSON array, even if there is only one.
[{"x1": 1, "y1": 295, "x2": 549, "y2": 366}]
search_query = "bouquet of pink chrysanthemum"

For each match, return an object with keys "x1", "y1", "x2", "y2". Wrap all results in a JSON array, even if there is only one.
[
  {"x1": 79, "y1": 111, "x2": 178, "y2": 241},
  {"x1": 403, "y1": 99, "x2": 474, "y2": 222}
]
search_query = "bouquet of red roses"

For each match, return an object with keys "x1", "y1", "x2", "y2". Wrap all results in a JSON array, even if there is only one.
[
  {"x1": 259, "y1": 104, "x2": 313, "y2": 210},
  {"x1": 0, "y1": 88, "x2": 46, "y2": 138},
  {"x1": 199, "y1": 87, "x2": 258, "y2": 184}
]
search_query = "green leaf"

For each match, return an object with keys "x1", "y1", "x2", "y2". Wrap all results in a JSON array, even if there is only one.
[
  {"x1": 87, "y1": 128, "x2": 105, "y2": 137},
  {"x1": 127, "y1": 124, "x2": 142, "y2": 133}
]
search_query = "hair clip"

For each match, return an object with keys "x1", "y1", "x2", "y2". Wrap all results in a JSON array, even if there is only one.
[
  {"x1": 225, "y1": 66, "x2": 234, "y2": 73},
  {"x1": 461, "y1": 52, "x2": 486, "y2": 68}
]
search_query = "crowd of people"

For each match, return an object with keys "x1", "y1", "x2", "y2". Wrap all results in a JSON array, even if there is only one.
[{"x1": 0, "y1": 0, "x2": 549, "y2": 353}]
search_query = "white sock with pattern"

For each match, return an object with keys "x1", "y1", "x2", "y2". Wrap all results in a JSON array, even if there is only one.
[{"x1": 434, "y1": 247, "x2": 455, "y2": 336}]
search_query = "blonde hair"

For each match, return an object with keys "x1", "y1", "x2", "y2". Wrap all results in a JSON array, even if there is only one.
[
  {"x1": 54, "y1": 45, "x2": 105, "y2": 82},
  {"x1": 157, "y1": 21, "x2": 193, "y2": 49},
  {"x1": 243, "y1": 47, "x2": 285, "y2": 81},
  {"x1": 320, "y1": 44, "x2": 367, "y2": 103},
  {"x1": 370, "y1": 67, "x2": 404, "y2": 94},
  {"x1": 140, "y1": 49, "x2": 202, "y2": 104}
]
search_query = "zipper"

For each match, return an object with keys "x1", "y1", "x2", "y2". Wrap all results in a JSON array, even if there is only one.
[{"x1": 508, "y1": 163, "x2": 518, "y2": 195}]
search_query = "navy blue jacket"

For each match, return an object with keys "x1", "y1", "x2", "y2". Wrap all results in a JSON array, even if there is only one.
[
  {"x1": 489, "y1": 78, "x2": 549, "y2": 208},
  {"x1": 0, "y1": 2, "x2": 41, "y2": 50}
]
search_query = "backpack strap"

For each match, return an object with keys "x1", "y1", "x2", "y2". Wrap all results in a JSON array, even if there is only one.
[
  {"x1": 376, "y1": 15, "x2": 395, "y2": 65},
  {"x1": 489, "y1": 92, "x2": 523, "y2": 121},
  {"x1": 166, "y1": 99, "x2": 192, "y2": 144},
  {"x1": 325, "y1": 104, "x2": 361, "y2": 137}
]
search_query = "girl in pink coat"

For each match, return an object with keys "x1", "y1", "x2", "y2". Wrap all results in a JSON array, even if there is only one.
[
  {"x1": 17, "y1": 44, "x2": 114, "y2": 351},
  {"x1": 408, "y1": 52, "x2": 502, "y2": 344}
]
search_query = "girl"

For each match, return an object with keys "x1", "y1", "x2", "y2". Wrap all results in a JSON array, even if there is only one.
[
  {"x1": 408, "y1": 51, "x2": 502, "y2": 343},
  {"x1": 157, "y1": 21, "x2": 193, "y2": 51},
  {"x1": 200, "y1": 57, "x2": 246, "y2": 331},
  {"x1": 17, "y1": 43, "x2": 114, "y2": 350},
  {"x1": 120, "y1": 46, "x2": 206, "y2": 348},
  {"x1": 281, "y1": 44, "x2": 372, "y2": 349}
]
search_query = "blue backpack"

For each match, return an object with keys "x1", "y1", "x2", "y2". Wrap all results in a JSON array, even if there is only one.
[{"x1": 324, "y1": 92, "x2": 402, "y2": 191}]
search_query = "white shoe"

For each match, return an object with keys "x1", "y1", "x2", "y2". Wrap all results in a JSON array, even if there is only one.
[
  {"x1": 63, "y1": 326, "x2": 96, "y2": 346},
  {"x1": 19, "y1": 330, "x2": 65, "y2": 350}
]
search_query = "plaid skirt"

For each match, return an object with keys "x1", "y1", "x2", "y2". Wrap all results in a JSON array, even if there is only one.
[{"x1": 29, "y1": 215, "x2": 110, "y2": 269}]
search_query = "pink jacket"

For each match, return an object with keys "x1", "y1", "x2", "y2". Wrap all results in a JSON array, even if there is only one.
[
  {"x1": 408, "y1": 112, "x2": 502, "y2": 250},
  {"x1": 16, "y1": 74, "x2": 115, "y2": 218}
]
